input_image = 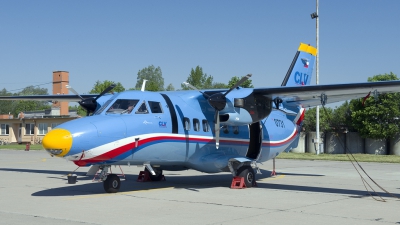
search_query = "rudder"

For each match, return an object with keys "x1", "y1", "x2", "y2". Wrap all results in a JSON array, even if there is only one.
[{"x1": 281, "y1": 43, "x2": 317, "y2": 87}]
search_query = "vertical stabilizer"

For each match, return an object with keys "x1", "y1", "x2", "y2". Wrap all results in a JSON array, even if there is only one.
[{"x1": 281, "y1": 43, "x2": 317, "y2": 87}]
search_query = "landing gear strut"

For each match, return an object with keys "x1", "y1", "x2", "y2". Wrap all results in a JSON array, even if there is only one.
[{"x1": 145, "y1": 167, "x2": 164, "y2": 181}]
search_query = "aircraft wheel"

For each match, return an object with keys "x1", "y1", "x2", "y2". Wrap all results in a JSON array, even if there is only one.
[
  {"x1": 145, "y1": 167, "x2": 164, "y2": 181},
  {"x1": 237, "y1": 166, "x2": 255, "y2": 187},
  {"x1": 103, "y1": 174, "x2": 121, "y2": 193}
]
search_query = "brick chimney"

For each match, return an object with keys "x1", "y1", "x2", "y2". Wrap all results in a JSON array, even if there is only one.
[{"x1": 52, "y1": 71, "x2": 69, "y2": 116}]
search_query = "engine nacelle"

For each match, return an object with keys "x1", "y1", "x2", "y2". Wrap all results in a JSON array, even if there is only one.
[
  {"x1": 233, "y1": 93, "x2": 273, "y2": 123},
  {"x1": 219, "y1": 110, "x2": 253, "y2": 126}
]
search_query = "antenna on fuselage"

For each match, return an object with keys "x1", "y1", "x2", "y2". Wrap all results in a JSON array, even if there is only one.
[{"x1": 141, "y1": 80, "x2": 148, "y2": 92}]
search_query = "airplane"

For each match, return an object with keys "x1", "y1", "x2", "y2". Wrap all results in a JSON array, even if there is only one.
[{"x1": 2, "y1": 42, "x2": 400, "y2": 193}]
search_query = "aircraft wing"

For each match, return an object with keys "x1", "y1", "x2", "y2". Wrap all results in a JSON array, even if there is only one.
[
  {"x1": 253, "y1": 80, "x2": 400, "y2": 107},
  {"x1": 0, "y1": 94, "x2": 97, "y2": 102}
]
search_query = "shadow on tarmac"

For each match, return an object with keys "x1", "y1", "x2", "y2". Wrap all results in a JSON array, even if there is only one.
[
  {"x1": 255, "y1": 183, "x2": 400, "y2": 199},
  {"x1": 25, "y1": 168, "x2": 327, "y2": 197},
  {"x1": 0, "y1": 168, "x2": 88, "y2": 176},
  {"x1": 2, "y1": 167, "x2": 397, "y2": 199}
]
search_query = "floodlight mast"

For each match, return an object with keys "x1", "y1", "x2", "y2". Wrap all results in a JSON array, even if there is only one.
[{"x1": 311, "y1": 0, "x2": 320, "y2": 155}]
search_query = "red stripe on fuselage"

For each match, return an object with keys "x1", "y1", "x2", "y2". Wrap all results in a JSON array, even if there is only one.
[
  {"x1": 263, "y1": 129, "x2": 298, "y2": 147},
  {"x1": 73, "y1": 131, "x2": 298, "y2": 166}
]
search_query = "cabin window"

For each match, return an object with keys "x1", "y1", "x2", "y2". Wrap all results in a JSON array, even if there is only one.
[
  {"x1": 184, "y1": 117, "x2": 190, "y2": 130},
  {"x1": 25, "y1": 123, "x2": 34, "y2": 135},
  {"x1": 106, "y1": 99, "x2": 139, "y2": 114},
  {"x1": 233, "y1": 126, "x2": 239, "y2": 135},
  {"x1": 193, "y1": 119, "x2": 200, "y2": 131},
  {"x1": 222, "y1": 125, "x2": 229, "y2": 134},
  {"x1": 202, "y1": 120, "x2": 209, "y2": 132},
  {"x1": 38, "y1": 123, "x2": 48, "y2": 135},
  {"x1": 0, "y1": 124, "x2": 9, "y2": 135},
  {"x1": 51, "y1": 123, "x2": 59, "y2": 129},
  {"x1": 148, "y1": 101, "x2": 163, "y2": 113},
  {"x1": 135, "y1": 102, "x2": 149, "y2": 114}
]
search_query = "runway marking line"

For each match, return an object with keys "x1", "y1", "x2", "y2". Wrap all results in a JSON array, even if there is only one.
[
  {"x1": 258, "y1": 174, "x2": 285, "y2": 181},
  {"x1": 64, "y1": 187, "x2": 174, "y2": 200}
]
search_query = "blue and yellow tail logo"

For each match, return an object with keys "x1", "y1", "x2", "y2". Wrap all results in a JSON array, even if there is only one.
[{"x1": 281, "y1": 43, "x2": 317, "y2": 87}]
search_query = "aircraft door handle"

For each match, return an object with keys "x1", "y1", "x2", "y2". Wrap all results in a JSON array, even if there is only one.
[{"x1": 135, "y1": 137, "x2": 139, "y2": 148}]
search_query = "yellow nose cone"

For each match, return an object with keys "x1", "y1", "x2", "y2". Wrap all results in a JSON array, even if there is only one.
[{"x1": 42, "y1": 129, "x2": 72, "y2": 157}]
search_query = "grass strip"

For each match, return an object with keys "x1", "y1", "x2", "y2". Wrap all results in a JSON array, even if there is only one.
[
  {"x1": 0, "y1": 144, "x2": 44, "y2": 150},
  {"x1": 277, "y1": 152, "x2": 400, "y2": 163}
]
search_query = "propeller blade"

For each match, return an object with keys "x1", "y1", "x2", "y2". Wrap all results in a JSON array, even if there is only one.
[
  {"x1": 181, "y1": 82, "x2": 210, "y2": 98},
  {"x1": 215, "y1": 111, "x2": 220, "y2": 149},
  {"x1": 223, "y1": 74, "x2": 252, "y2": 97},
  {"x1": 66, "y1": 85, "x2": 84, "y2": 100},
  {"x1": 95, "y1": 84, "x2": 116, "y2": 100}
]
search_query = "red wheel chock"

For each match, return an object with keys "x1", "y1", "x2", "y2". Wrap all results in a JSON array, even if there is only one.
[
  {"x1": 136, "y1": 171, "x2": 166, "y2": 182},
  {"x1": 137, "y1": 171, "x2": 152, "y2": 182},
  {"x1": 230, "y1": 176, "x2": 246, "y2": 189}
]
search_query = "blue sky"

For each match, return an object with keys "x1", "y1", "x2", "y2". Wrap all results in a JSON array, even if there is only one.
[{"x1": 1, "y1": 1, "x2": 400, "y2": 97}]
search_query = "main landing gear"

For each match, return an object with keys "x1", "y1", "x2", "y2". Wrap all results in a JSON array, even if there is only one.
[
  {"x1": 228, "y1": 159, "x2": 260, "y2": 188},
  {"x1": 144, "y1": 167, "x2": 164, "y2": 181},
  {"x1": 236, "y1": 166, "x2": 256, "y2": 187}
]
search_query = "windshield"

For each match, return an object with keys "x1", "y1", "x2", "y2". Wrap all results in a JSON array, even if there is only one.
[
  {"x1": 94, "y1": 94, "x2": 118, "y2": 115},
  {"x1": 106, "y1": 99, "x2": 139, "y2": 114}
]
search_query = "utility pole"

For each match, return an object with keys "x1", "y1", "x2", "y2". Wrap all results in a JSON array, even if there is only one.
[{"x1": 311, "y1": 0, "x2": 320, "y2": 154}]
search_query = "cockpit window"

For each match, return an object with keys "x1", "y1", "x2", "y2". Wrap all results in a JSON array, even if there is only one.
[
  {"x1": 135, "y1": 102, "x2": 149, "y2": 114},
  {"x1": 106, "y1": 99, "x2": 139, "y2": 114},
  {"x1": 94, "y1": 94, "x2": 118, "y2": 115}
]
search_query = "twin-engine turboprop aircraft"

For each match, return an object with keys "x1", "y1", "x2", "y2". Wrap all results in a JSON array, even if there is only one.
[{"x1": 2, "y1": 43, "x2": 400, "y2": 193}]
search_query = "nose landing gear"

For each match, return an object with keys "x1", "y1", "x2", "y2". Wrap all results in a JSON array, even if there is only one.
[{"x1": 93, "y1": 165, "x2": 124, "y2": 193}]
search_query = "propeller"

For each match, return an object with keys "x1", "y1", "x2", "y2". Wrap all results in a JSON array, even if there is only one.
[
  {"x1": 66, "y1": 84, "x2": 116, "y2": 116},
  {"x1": 182, "y1": 82, "x2": 210, "y2": 98},
  {"x1": 182, "y1": 74, "x2": 252, "y2": 149}
]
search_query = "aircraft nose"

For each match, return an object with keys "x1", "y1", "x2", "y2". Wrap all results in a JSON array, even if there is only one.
[{"x1": 42, "y1": 129, "x2": 73, "y2": 157}]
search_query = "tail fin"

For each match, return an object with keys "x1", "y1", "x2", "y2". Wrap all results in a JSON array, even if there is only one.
[{"x1": 281, "y1": 43, "x2": 317, "y2": 87}]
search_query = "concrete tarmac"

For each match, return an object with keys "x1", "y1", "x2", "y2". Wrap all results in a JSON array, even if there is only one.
[{"x1": 0, "y1": 150, "x2": 399, "y2": 225}]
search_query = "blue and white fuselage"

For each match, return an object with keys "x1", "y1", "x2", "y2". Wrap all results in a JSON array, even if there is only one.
[{"x1": 52, "y1": 90, "x2": 299, "y2": 174}]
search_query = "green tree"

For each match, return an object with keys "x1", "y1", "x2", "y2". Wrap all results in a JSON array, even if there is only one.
[
  {"x1": 0, "y1": 88, "x2": 13, "y2": 114},
  {"x1": 89, "y1": 80, "x2": 125, "y2": 94},
  {"x1": 69, "y1": 105, "x2": 86, "y2": 117},
  {"x1": 331, "y1": 101, "x2": 354, "y2": 132},
  {"x1": 350, "y1": 72, "x2": 400, "y2": 139},
  {"x1": 165, "y1": 83, "x2": 175, "y2": 91},
  {"x1": 227, "y1": 76, "x2": 254, "y2": 88},
  {"x1": 302, "y1": 107, "x2": 333, "y2": 133},
  {"x1": 212, "y1": 82, "x2": 228, "y2": 89},
  {"x1": 135, "y1": 65, "x2": 164, "y2": 91},
  {"x1": 12, "y1": 86, "x2": 50, "y2": 116},
  {"x1": 181, "y1": 66, "x2": 213, "y2": 90}
]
